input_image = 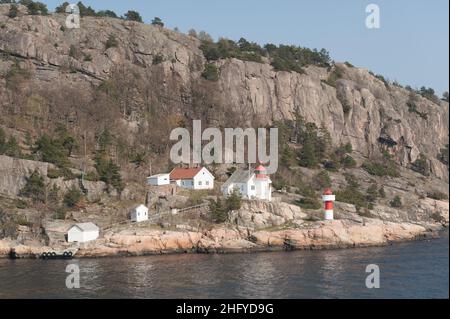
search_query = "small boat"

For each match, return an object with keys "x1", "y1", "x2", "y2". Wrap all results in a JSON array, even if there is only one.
[{"x1": 40, "y1": 251, "x2": 74, "y2": 260}]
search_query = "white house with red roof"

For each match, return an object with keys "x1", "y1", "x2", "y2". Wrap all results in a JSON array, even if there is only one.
[
  {"x1": 169, "y1": 167, "x2": 215, "y2": 190},
  {"x1": 222, "y1": 165, "x2": 272, "y2": 201}
]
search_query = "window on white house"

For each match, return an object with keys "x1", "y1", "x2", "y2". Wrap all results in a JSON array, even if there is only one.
[
  {"x1": 206, "y1": 181, "x2": 209, "y2": 185},
  {"x1": 251, "y1": 185, "x2": 255, "y2": 190},
  {"x1": 199, "y1": 181, "x2": 202, "y2": 186}
]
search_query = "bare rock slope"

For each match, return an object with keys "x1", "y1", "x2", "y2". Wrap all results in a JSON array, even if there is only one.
[{"x1": 0, "y1": 7, "x2": 448, "y2": 181}]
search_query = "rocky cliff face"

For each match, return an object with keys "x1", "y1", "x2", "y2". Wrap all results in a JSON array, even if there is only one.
[
  {"x1": 0, "y1": 6, "x2": 448, "y2": 181},
  {"x1": 218, "y1": 59, "x2": 448, "y2": 181}
]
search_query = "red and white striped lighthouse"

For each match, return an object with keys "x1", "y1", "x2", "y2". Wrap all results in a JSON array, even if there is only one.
[{"x1": 322, "y1": 189, "x2": 336, "y2": 220}]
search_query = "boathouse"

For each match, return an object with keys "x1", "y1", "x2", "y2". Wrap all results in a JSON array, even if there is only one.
[{"x1": 67, "y1": 222, "x2": 100, "y2": 243}]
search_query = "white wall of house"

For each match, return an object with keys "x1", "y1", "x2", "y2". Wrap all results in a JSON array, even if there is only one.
[
  {"x1": 173, "y1": 179, "x2": 182, "y2": 186},
  {"x1": 67, "y1": 227, "x2": 99, "y2": 243},
  {"x1": 223, "y1": 175, "x2": 272, "y2": 201},
  {"x1": 178, "y1": 179, "x2": 194, "y2": 188},
  {"x1": 192, "y1": 168, "x2": 214, "y2": 190},
  {"x1": 131, "y1": 205, "x2": 149, "y2": 222},
  {"x1": 147, "y1": 174, "x2": 170, "y2": 186},
  {"x1": 223, "y1": 182, "x2": 246, "y2": 197}
]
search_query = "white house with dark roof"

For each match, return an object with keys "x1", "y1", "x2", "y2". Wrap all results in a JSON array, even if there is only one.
[
  {"x1": 67, "y1": 222, "x2": 99, "y2": 243},
  {"x1": 222, "y1": 165, "x2": 272, "y2": 201}
]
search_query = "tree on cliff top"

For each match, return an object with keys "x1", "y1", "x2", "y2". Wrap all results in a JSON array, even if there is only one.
[
  {"x1": 124, "y1": 10, "x2": 142, "y2": 22},
  {"x1": 8, "y1": 4, "x2": 18, "y2": 18},
  {"x1": 151, "y1": 17, "x2": 164, "y2": 27},
  {"x1": 19, "y1": 0, "x2": 48, "y2": 15},
  {"x1": 55, "y1": 1, "x2": 69, "y2": 13}
]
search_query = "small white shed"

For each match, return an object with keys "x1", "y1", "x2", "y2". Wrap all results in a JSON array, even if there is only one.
[
  {"x1": 131, "y1": 204, "x2": 149, "y2": 223},
  {"x1": 67, "y1": 222, "x2": 99, "y2": 243},
  {"x1": 147, "y1": 173, "x2": 170, "y2": 186}
]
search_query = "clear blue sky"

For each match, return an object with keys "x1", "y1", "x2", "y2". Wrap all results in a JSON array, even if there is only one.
[{"x1": 42, "y1": 0, "x2": 449, "y2": 95}]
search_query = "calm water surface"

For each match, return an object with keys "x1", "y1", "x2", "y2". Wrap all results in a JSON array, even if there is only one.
[{"x1": 0, "y1": 231, "x2": 448, "y2": 299}]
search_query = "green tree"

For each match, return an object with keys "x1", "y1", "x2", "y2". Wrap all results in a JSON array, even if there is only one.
[
  {"x1": 94, "y1": 152, "x2": 124, "y2": 194},
  {"x1": 151, "y1": 16, "x2": 164, "y2": 27},
  {"x1": 8, "y1": 4, "x2": 18, "y2": 18},
  {"x1": 366, "y1": 183, "x2": 379, "y2": 203},
  {"x1": 76, "y1": 1, "x2": 96, "y2": 16},
  {"x1": 5, "y1": 136, "x2": 22, "y2": 158},
  {"x1": 152, "y1": 54, "x2": 164, "y2": 65},
  {"x1": 47, "y1": 184, "x2": 60, "y2": 206},
  {"x1": 55, "y1": 1, "x2": 69, "y2": 13},
  {"x1": 98, "y1": 128, "x2": 113, "y2": 151},
  {"x1": 105, "y1": 35, "x2": 118, "y2": 49},
  {"x1": 20, "y1": 0, "x2": 48, "y2": 15},
  {"x1": 63, "y1": 185, "x2": 82, "y2": 207},
  {"x1": 341, "y1": 155, "x2": 357, "y2": 168},
  {"x1": 209, "y1": 199, "x2": 228, "y2": 223},
  {"x1": 292, "y1": 116, "x2": 331, "y2": 168},
  {"x1": 295, "y1": 197, "x2": 321, "y2": 210},
  {"x1": 298, "y1": 141, "x2": 317, "y2": 168},
  {"x1": 390, "y1": 195, "x2": 402, "y2": 208},
  {"x1": 20, "y1": 169, "x2": 46, "y2": 203},
  {"x1": 335, "y1": 174, "x2": 371, "y2": 210},
  {"x1": 324, "y1": 152, "x2": 341, "y2": 171},
  {"x1": 34, "y1": 134, "x2": 69, "y2": 168},
  {"x1": 201, "y1": 63, "x2": 219, "y2": 81},
  {"x1": 418, "y1": 86, "x2": 439, "y2": 103},
  {"x1": 55, "y1": 124, "x2": 78, "y2": 157},
  {"x1": 97, "y1": 10, "x2": 118, "y2": 18},
  {"x1": 188, "y1": 29, "x2": 197, "y2": 38},
  {"x1": 124, "y1": 10, "x2": 142, "y2": 22},
  {"x1": 312, "y1": 170, "x2": 331, "y2": 191},
  {"x1": 280, "y1": 147, "x2": 297, "y2": 167},
  {"x1": 226, "y1": 188, "x2": 242, "y2": 211},
  {"x1": 362, "y1": 153, "x2": 399, "y2": 178}
]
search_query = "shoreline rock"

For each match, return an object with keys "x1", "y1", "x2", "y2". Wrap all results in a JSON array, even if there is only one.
[{"x1": 1, "y1": 218, "x2": 446, "y2": 259}]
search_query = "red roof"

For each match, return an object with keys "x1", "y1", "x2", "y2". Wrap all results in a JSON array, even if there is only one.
[
  {"x1": 170, "y1": 167, "x2": 203, "y2": 180},
  {"x1": 255, "y1": 165, "x2": 266, "y2": 171}
]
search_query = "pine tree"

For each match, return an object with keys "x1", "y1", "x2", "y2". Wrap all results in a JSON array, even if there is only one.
[
  {"x1": 124, "y1": 10, "x2": 142, "y2": 22},
  {"x1": 226, "y1": 188, "x2": 242, "y2": 211},
  {"x1": 63, "y1": 186, "x2": 82, "y2": 207},
  {"x1": 20, "y1": 169, "x2": 46, "y2": 203},
  {"x1": 151, "y1": 17, "x2": 164, "y2": 27}
]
